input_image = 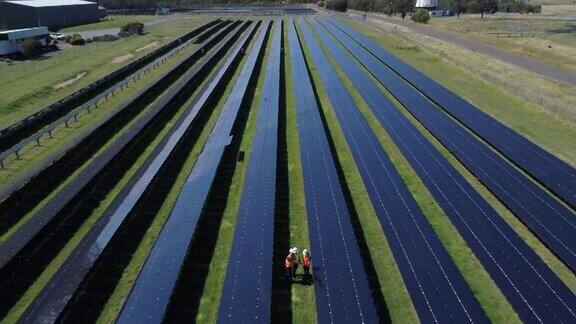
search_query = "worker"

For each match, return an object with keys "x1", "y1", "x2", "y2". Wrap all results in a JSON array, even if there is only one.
[
  {"x1": 291, "y1": 247, "x2": 300, "y2": 278},
  {"x1": 285, "y1": 248, "x2": 295, "y2": 284},
  {"x1": 303, "y1": 249, "x2": 312, "y2": 284}
]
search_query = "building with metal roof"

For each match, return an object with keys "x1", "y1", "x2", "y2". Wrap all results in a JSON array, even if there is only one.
[{"x1": 0, "y1": 0, "x2": 99, "y2": 30}]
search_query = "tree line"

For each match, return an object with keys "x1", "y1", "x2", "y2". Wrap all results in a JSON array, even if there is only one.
[{"x1": 323, "y1": 0, "x2": 541, "y2": 18}]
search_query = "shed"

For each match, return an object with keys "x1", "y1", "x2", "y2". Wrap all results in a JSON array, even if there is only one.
[{"x1": 0, "y1": 0, "x2": 99, "y2": 30}]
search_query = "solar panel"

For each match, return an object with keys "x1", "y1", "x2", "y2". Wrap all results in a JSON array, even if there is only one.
[
  {"x1": 319, "y1": 19, "x2": 576, "y2": 272},
  {"x1": 316, "y1": 19, "x2": 576, "y2": 323},
  {"x1": 288, "y1": 19, "x2": 378, "y2": 323},
  {"x1": 327, "y1": 19, "x2": 576, "y2": 210},
  {"x1": 218, "y1": 20, "x2": 279, "y2": 323},
  {"x1": 113, "y1": 21, "x2": 264, "y2": 324},
  {"x1": 305, "y1": 19, "x2": 488, "y2": 323}
]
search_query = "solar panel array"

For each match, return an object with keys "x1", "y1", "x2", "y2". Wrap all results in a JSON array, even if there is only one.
[
  {"x1": 16, "y1": 21, "x2": 251, "y2": 324},
  {"x1": 305, "y1": 19, "x2": 488, "y2": 323},
  {"x1": 116, "y1": 21, "x2": 262, "y2": 324},
  {"x1": 287, "y1": 19, "x2": 378, "y2": 323},
  {"x1": 318, "y1": 19, "x2": 576, "y2": 323},
  {"x1": 218, "y1": 20, "x2": 280, "y2": 323},
  {"x1": 327, "y1": 19, "x2": 576, "y2": 210},
  {"x1": 320, "y1": 20, "x2": 576, "y2": 272}
]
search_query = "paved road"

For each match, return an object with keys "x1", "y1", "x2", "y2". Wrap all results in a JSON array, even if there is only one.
[{"x1": 359, "y1": 14, "x2": 576, "y2": 86}]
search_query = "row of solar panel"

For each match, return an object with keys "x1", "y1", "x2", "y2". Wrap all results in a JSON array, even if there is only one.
[
  {"x1": 303, "y1": 19, "x2": 488, "y2": 323},
  {"x1": 325, "y1": 19, "x2": 576, "y2": 273},
  {"x1": 218, "y1": 20, "x2": 279, "y2": 323},
  {"x1": 327, "y1": 20, "x2": 576, "y2": 209},
  {"x1": 318, "y1": 19, "x2": 576, "y2": 322},
  {"x1": 16, "y1": 21, "x2": 254, "y2": 323},
  {"x1": 115, "y1": 21, "x2": 264, "y2": 323},
  {"x1": 287, "y1": 19, "x2": 379, "y2": 323}
]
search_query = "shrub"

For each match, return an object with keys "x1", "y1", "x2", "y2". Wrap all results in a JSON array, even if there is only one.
[
  {"x1": 411, "y1": 9, "x2": 430, "y2": 23},
  {"x1": 119, "y1": 21, "x2": 145, "y2": 37},
  {"x1": 68, "y1": 34, "x2": 85, "y2": 45},
  {"x1": 85, "y1": 37, "x2": 93, "y2": 43},
  {"x1": 21, "y1": 38, "x2": 42, "y2": 57}
]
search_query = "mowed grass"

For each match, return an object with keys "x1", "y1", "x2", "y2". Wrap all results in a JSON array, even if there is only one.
[
  {"x1": 284, "y1": 23, "x2": 316, "y2": 324},
  {"x1": 0, "y1": 17, "x2": 209, "y2": 129},
  {"x1": 60, "y1": 15, "x2": 158, "y2": 32},
  {"x1": 299, "y1": 22, "x2": 419, "y2": 323},
  {"x1": 344, "y1": 18, "x2": 576, "y2": 166}
]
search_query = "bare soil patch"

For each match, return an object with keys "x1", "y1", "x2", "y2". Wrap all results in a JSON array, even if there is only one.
[
  {"x1": 136, "y1": 41, "x2": 159, "y2": 53},
  {"x1": 112, "y1": 54, "x2": 134, "y2": 64},
  {"x1": 54, "y1": 72, "x2": 86, "y2": 90}
]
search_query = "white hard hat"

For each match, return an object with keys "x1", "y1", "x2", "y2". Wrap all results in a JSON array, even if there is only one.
[
  {"x1": 289, "y1": 248, "x2": 296, "y2": 254},
  {"x1": 303, "y1": 249, "x2": 309, "y2": 255},
  {"x1": 292, "y1": 247, "x2": 299, "y2": 254}
]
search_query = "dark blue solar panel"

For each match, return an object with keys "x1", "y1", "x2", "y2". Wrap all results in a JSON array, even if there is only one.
[
  {"x1": 304, "y1": 19, "x2": 488, "y2": 323},
  {"x1": 217, "y1": 20, "x2": 278, "y2": 323},
  {"x1": 315, "y1": 19, "x2": 576, "y2": 323},
  {"x1": 115, "y1": 22, "x2": 262, "y2": 324},
  {"x1": 319, "y1": 19, "x2": 576, "y2": 272},
  {"x1": 328, "y1": 19, "x2": 576, "y2": 209},
  {"x1": 287, "y1": 19, "x2": 378, "y2": 323}
]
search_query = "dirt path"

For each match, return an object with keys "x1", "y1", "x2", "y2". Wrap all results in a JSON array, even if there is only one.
[
  {"x1": 352, "y1": 13, "x2": 576, "y2": 86},
  {"x1": 136, "y1": 41, "x2": 159, "y2": 53}
]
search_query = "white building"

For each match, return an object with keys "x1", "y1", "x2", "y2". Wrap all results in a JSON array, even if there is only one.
[
  {"x1": 0, "y1": 26, "x2": 49, "y2": 55},
  {"x1": 415, "y1": 0, "x2": 445, "y2": 17}
]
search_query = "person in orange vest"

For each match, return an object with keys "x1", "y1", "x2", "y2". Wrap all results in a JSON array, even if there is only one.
[
  {"x1": 302, "y1": 249, "x2": 312, "y2": 284},
  {"x1": 285, "y1": 248, "x2": 296, "y2": 284}
]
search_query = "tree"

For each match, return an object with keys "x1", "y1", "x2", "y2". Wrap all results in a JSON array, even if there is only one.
[
  {"x1": 393, "y1": 0, "x2": 413, "y2": 19},
  {"x1": 411, "y1": 8, "x2": 430, "y2": 23},
  {"x1": 21, "y1": 38, "x2": 42, "y2": 57},
  {"x1": 449, "y1": 0, "x2": 466, "y2": 17}
]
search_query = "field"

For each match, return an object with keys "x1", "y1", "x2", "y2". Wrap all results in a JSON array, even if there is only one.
[{"x1": 0, "y1": 10, "x2": 575, "y2": 324}]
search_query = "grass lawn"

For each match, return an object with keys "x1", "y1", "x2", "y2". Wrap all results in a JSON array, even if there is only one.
[
  {"x1": 60, "y1": 15, "x2": 158, "y2": 32},
  {"x1": 0, "y1": 16, "x2": 210, "y2": 129},
  {"x1": 428, "y1": 16, "x2": 576, "y2": 73},
  {"x1": 344, "y1": 18, "x2": 576, "y2": 166}
]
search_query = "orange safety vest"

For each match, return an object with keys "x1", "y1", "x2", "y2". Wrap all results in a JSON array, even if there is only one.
[
  {"x1": 285, "y1": 254, "x2": 294, "y2": 268},
  {"x1": 303, "y1": 255, "x2": 311, "y2": 267}
]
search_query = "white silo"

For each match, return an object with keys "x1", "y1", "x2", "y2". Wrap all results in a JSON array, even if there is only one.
[{"x1": 415, "y1": 0, "x2": 438, "y2": 9}]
